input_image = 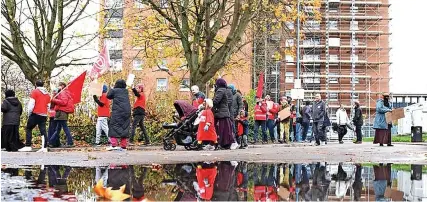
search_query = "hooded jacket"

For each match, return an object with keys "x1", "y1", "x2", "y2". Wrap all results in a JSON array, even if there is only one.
[
  {"x1": 231, "y1": 89, "x2": 243, "y2": 118},
  {"x1": 1, "y1": 97, "x2": 23, "y2": 125},
  {"x1": 213, "y1": 79, "x2": 230, "y2": 119},
  {"x1": 373, "y1": 99, "x2": 391, "y2": 129},
  {"x1": 53, "y1": 89, "x2": 74, "y2": 113},
  {"x1": 28, "y1": 87, "x2": 50, "y2": 116},
  {"x1": 107, "y1": 80, "x2": 131, "y2": 138},
  {"x1": 132, "y1": 88, "x2": 146, "y2": 116}
]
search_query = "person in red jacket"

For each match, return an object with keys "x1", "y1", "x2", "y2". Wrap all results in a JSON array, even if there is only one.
[
  {"x1": 265, "y1": 95, "x2": 279, "y2": 143},
  {"x1": 49, "y1": 82, "x2": 74, "y2": 147},
  {"x1": 20, "y1": 80, "x2": 51, "y2": 152},
  {"x1": 93, "y1": 84, "x2": 110, "y2": 146},
  {"x1": 130, "y1": 84, "x2": 150, "y2": 145},
  {"x1": 47, "y1": 89, "x2": 60, "y2": 148},
  {"x1": 197, "y1": 99, "x2": 217, "y2": 150},
  {"x1": 195, "y1": 162, "x2": 217, "y2": 201},
  {"x1": 252, "y1": 97, "x2": 267, "y2": 144}
]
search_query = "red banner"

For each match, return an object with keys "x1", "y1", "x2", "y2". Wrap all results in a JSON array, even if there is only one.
[
  {"x1": 256, "y1": 72, "x2": 264, "y2": 98},
  {"x1": 67, "y1": 71, "x2": 86, "y2": 104},
  {"x1": 89, "y1": 45, "x2": 110, "y2": 80}
]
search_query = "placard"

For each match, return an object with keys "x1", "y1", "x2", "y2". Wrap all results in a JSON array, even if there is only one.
[
  {"x1": 278, "y1": 107, "x2": 291, "y2": 121},
  {"x1": 89, "y1": 81, "x2": 103, "y2": 96},
  {"x1": 384, "y1": 187, "x2": 404, "y2": 201},
  {"x1": 392, "y1": 108, "x2": 405, "y2": 120},
  {"x1": 385, "y1": 112, "x2": 392, "y2": 124},
  {"x1": 291, "y1": 88, "x2": 305, "y2": 100},
  {"x1": 294, "y1": 79, "x2": 302, "y2": 89},
  {"x1": 266, "y1": 101, "x2": 274, "y2": 110},
  {"x1": 126, "y1": 74, "x2": 135, "y2": 86}
]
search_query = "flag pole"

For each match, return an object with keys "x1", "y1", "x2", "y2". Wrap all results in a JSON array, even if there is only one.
[{"x1": 52, "y1": 71, "x2": 87, "y2": 99}]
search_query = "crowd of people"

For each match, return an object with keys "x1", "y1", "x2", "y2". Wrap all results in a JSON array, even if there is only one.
[{"x1": 1, "y1": 77, "x2": 395, "y2": 152}]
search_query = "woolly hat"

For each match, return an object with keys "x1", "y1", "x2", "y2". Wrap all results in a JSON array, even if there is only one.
[
  {"x1": 205, "y1": 99, "x2": 213, "y2": 108},
  {"x1": 102, "y1": 84, "x2": 108, "y2": 93}
]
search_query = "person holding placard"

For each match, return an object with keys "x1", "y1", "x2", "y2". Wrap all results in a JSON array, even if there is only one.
[
  {"x1": 93, "y1": 84, "x2": 110, "y2": 146},
  {"x1": 278, "y1": 97, "x2": 290, "y2": 144},
  {"x1": 130, "y1": 83, "x2": 150, "y2": 145},
  {"x1": 373, "y1": 93, "x2": 393, "y2": 147}
]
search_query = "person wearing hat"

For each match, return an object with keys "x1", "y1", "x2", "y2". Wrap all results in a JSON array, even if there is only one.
[
  {"x1": 191, "y1": 85, "x2": 206, "y2": 108},
  {"x1": 1, "y1": 89, "x2": 24, "y2": 151},
  {"x1": 373, "y1": 93, "x2": 393, "y2": 146},
  {"x1": 130, "y1": 83, "x2": 150, "y2": 145},
  {"x1": 352, "y1": 100, "x2": 363, "y2": 144},
  {"x1": 93, "y1": 84, "x2": 111, "y2": 146},
  {"x1": 196, "y1": 99, "x2": 218, "y2": 150}
]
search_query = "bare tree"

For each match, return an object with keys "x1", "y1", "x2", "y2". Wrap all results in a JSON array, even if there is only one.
[
  {"x1": 1, "y1": 57, "x2": 33, "y2": 95},
  {"x1": 1, "y1": 0, "x2": 96, "y2": 85}
]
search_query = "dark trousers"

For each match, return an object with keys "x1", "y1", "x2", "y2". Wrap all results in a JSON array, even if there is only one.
[
  {"x1": 313, "y1": 121, "x2": 325, "y2": 144},
  {"x1": 302, "y1": 122, "x2": 309, "y2": 141},
  {"x1": 48, "y1": 118, "x2": 60, "y2": 147},
  {"x1": 355, "y1": 125, "x2": 362, "y2": 142},
  {"x1": 253, "y1": 120, "x2": 267, "y2": 143},
  {"x1": 267, "y1": 119, "x2": 276, "y2": 142},
  {"x1": 131, "y1": 114, "x2": 150, "y2": 143},
  {"x1": 50, "y1": 120, "x2": 73, "y2": 145},
  {"x1": 25, "y1": 114, "x2": 48, "y2": 147}
]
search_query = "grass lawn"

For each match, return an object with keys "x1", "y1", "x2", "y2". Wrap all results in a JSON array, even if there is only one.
[{"x1": 362, "y1": 134, "x2": 427, "y2": 142}]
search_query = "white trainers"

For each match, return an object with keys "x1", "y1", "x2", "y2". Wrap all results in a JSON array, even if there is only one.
[
  {"x1": 18, "y1": 146, "x2": 32, "y2": 152},
  {"x1": 320, "y1": 141, "x2": 326, "y2": 146},
  {"x1": 230, "y1": 143, "x2": 239, "y2": 150},
  {"x1": 106, "y1": 146, "x2": 118, "y2": 151},
  {"x1": 36, "y1": 148, "x2": 48, "y2": 152}
]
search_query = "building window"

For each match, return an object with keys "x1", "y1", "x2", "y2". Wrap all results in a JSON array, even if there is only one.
[
  {"x1": 329, "y1": 93, "x2": 338, "y2": 101},
  {"x1": 134, "y1": 0, "x2": 144, "y2": 8},
  {"x1": 105, "y1": 18, "x2": 123, "y2": 30},
  {"x1": 105, "y1": 0, "x2": 123, "y2": 8},
  {"x1": 396, "y1": 97, "x2": 403, "y2": 103},
  {"x1": 328, "y1": 21, "x2": 338, "y2": 30},
  {"x1": 285, "y1": 72, "x2": 294, "y2": 83},
  {"x1": 329, "y1": 38, "x2": 340, "y2": 47},
  {"x1": 351, "y1": 54, "x2": 359, "y2": 61},
  {"x1": 350, "y1": 21, "x2": 359, "y2": 31},
  {"x1": 351, "y1": 76, "x2": 359, "y2": 84},
  {"x1": 110, "y1": 59, "x2": 122, "y2": 71},
  {"x1": 305, "y1": 20, "x2": 320, "y2": 30},
  {"x1": 329, "y1": 73, "x2": 338, "y2": 84},
  {"x1": 329, "y1": 55, "x2": 339, "y2": 62},
  {"x1": 133, "y1": 59, "x2": 143, "y2": 70},
  {"x1": 105, "y1": 38, "x2": 123, "y2": 50},
  {"x1": 329, "y1": 2, "x2": 339, "y2": 12},
  {"x1": 286, "y1": 39, "x2": 294, "y2": 47},
  {"x1": 351, "y1": 6, "x2": 358, "y2": 13},
  {"x1": 303, "y1": 54, "x2": 320, "y2": 61},
  {"x1": 285, "y1": 91, "x2": 291, "y2": 97},
  {"x1": 156, "y1": 78, "x2": 168, "y2": 91},
  {"x1": 303, "y1": 72, "x2": 320, "y2": 84},
  {"x1": 303, "y1": 37, "x2": 320, "y2": 46},
  {"x1": 351, "y1": 93, "x2": 359, "y2": 99},
  {"x1": 179, "y1": 79, "x2": 190, "y2": 91}
]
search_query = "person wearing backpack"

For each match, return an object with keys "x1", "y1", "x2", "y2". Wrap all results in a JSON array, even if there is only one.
[{"x1": 49, "y1": 82, "x2": 75, "y2": 148}]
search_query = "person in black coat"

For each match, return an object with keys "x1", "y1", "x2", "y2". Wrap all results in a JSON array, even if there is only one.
[
  {"x1": 1, "y1": 90, "x2": 24, "y2": 151},
  {"x1": 213, "y1": 78, "x2": 235, "y2": 149},
  {"x1": 106, "y1": 79, "x2": 131, "y2": 150},
  {"x1": 353, "y1": 100, "x2": 364, "y2": 144}
]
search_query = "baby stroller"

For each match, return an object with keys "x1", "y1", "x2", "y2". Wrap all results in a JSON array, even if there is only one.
[{"x1": 162, "y1": 100, "x2": 201, "y2": 151}]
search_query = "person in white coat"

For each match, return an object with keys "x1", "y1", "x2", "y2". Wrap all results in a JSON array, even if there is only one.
[{"x1": 336, "y1": 104, "x2": 349, "y2": 144}]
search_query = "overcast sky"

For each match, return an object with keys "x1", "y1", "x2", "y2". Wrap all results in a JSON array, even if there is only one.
[{"x1": 389, "y1": 0, "x2": 427, "y2": 94}]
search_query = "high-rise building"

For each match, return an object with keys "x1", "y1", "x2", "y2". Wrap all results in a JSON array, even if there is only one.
[{"x1": 253, "y1": 0, "x2": 391, "y2": 135}]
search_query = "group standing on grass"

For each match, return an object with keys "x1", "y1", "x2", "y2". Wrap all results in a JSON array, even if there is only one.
[{"x1": 2, "y1": 77, "x2": 395, "y2": 152}]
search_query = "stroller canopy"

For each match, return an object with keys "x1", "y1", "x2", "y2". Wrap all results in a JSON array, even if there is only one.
[{"x1": 174, "y1": 100, "x2": 198, "y2": 119}]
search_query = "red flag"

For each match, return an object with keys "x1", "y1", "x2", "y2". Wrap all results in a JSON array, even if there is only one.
[
  {"x1": 67, "y1": 71, "x2": 87, "y2": 104},
  {"x1": 256, "y1": 72, "x2": 264, "y2": 98},
  {"x1": 89, "y1": 45, "x2": 110, "y2": 79}
]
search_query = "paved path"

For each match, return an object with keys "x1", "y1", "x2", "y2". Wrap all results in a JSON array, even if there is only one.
[{"x1": 1, "y1": 142, "x2": 426, "y2": 167}]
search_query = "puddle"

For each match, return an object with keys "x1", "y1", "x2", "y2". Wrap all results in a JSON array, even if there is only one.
[{"x1": 1, "y1": 162, "x2": 426, "y2": 201}]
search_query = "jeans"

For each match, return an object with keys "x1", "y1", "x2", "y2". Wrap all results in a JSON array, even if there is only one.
[
  {"x1": 25, "y1": 114, "x2": 48, "y2": 147},
  {"x1": 50, "y1": 120, "x2": 73, "y2": 145},
  {"x1": 301, "y1": 122, "x2": 309, "y2": 141},
  {"x1": 48, "y1": 118, "x2": 60, "y2": 147},
  {"x1": 131, "y1": 115, "x2": 150, "y2": 143},
  {"x1": 253, "y1": 120, "x2": 267, "y2": 143},
  {"x1": 96, "y1": 117, "x2": 109, "y2": 144},
  {"x1": 313, "y1": 121, "x2": 326, "y2": 144},
  {"x1": 267, "y1": 119, "x2": 276, "y2": 142},
  {"x1": 355, "y1": 125, "x2": 362, "y2": 142}
]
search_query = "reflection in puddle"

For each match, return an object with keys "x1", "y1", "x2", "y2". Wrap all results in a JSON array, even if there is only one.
[{"x1": 1, "y1": 162, "x2": 426, "y2": 201}]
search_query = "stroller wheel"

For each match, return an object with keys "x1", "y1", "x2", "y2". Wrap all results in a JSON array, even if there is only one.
[
  {"x1": 163, "y1": 143, "x2": 171, "y2": 150},
  {"x1": 170, "y1": 143, "x2": 176, "y2": 151},
  {"x1": 184, "y1": 145, "x2": 192, "y2": 151}
]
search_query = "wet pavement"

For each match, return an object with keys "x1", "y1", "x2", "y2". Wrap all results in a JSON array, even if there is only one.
[{"x1": 1, "y1": 162, "x2": 426, "y2": 201}]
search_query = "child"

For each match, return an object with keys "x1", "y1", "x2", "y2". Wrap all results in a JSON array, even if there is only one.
[
  {"x1": 106, "y1": 79, "x2": 131, "y2": 151},
  {"x1": 196, "y1": 99, "x2": 217, "y2": 150},
  {"x1": 236, "y1": 110, "x2": 248, "y2": 149},
  {"x1": 93, "y1": 84, "x2": 110, "y2": 146}
]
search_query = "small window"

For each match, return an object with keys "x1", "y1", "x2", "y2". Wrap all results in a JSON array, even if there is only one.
[
  {"x1": 351, "y1": 76, "x2": 359, "y2": 84},
  {"x1": 351, "y1": 54, "x2": 359, "y2": 61},
  {"x1": 350, "y1": 21, "x2": 359, "y2": 31},
  {"x1": 329, "y1": 55, "x2": 339, "y2": 62},
  {"x1": 133, "y1": 59, "x2": 143, "y2": 70},
  {"x1": 329, "y1": 93, "x2": 338, "y2": 101},
  {"x1": 285, "y1": 72, "x2": 294, "y2": 83},
  {"x1": 351, "y1": 93, "x2": 359, "y2": 99},
  {"x1": 305, "y1": 20, "x2": 320, "y2": 30},
  {"x1": 156, "y1": 78, "x2": 168, "y2": 91},
  {"x1": 179, "y1": 79, "x2": 190, "y2": 91},
  {"x1": 134, "y1": 0, "x2": 144, "y2": 8},
  {"x1": 328, "y1": 21, "x2": 338, "y2": 30},
  {"x1": 329, "y1": 2, "x2": 339, "y2": 12},
  {"x1": 105, "y1": 0, "x2": 123, "y2": 8},
  {"x1": 329, "y1": 73, "x2": 338, "y2": 84},
  {"x1": 105, "y1": 38, "x2": 123, "y2": 50},
  {"x1": 105, "y1": 18, "x2": 123, "y2": 30},
  {"x1": 110, "y1": 59, "x2": 123, "y2": 71},
  {"x1": 396, "y1": 97, "x2": 403, "y2": 103}
]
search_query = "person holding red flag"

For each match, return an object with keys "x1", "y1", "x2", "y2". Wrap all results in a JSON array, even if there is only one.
[
  {"x1": 19, "y1": 80, "x2": 51, "y2": 152},
  {"x1": 49, "y1": 82, "x2": 75, "y2": 147}
]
